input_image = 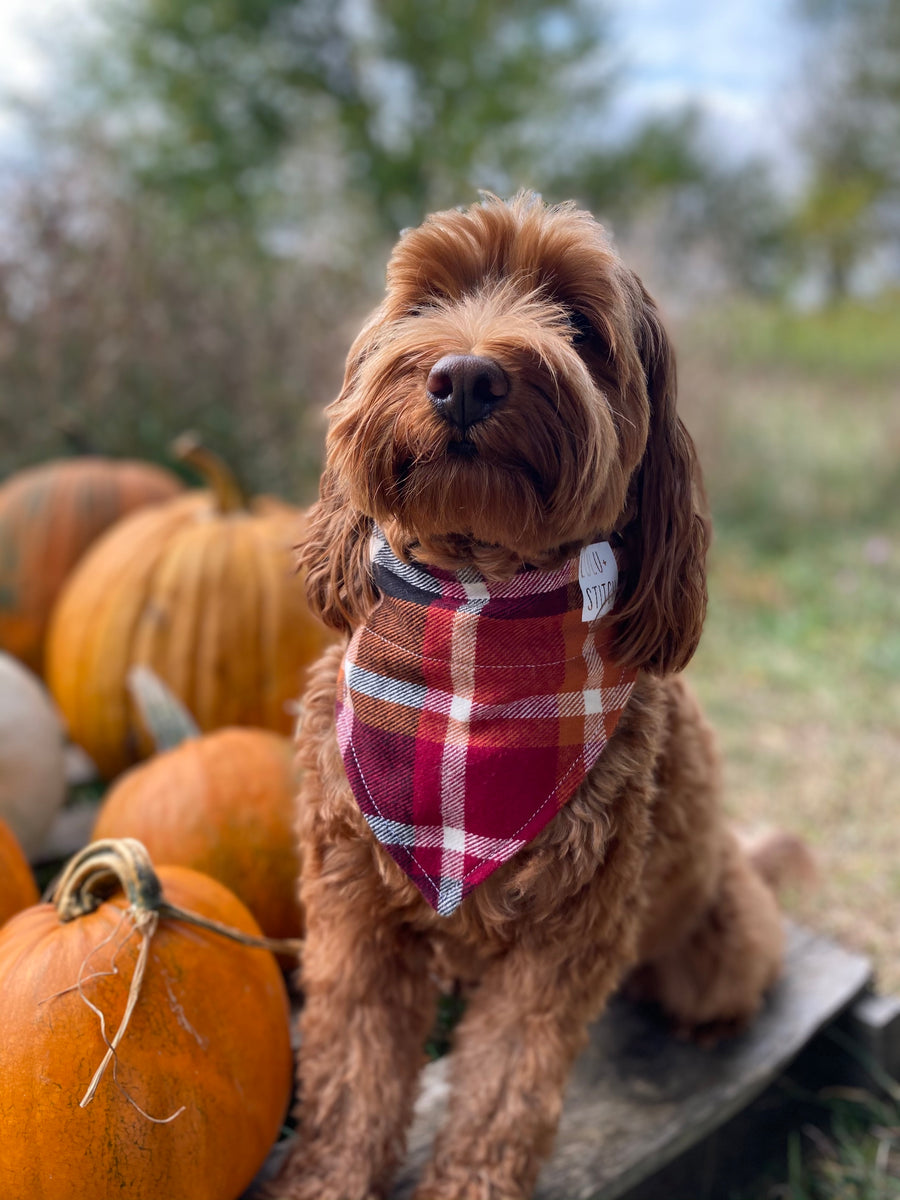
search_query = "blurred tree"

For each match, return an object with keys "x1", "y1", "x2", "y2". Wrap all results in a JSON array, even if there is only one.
[
  {"x1": 555, "y1": 110, "x2": 711, "y2": 215},
  {"x1": 56, "y1": 0, "x2": 792, "y2": 297},
  {"x1": 0, "y1": 0, "x2": 808, "y2": 502},
  {"x1": 795, "y1": 0, "x2": 900, "y2": 298},
  {"x1": 80, "y1": 0, "x2": 614, "y2": 237},
  {"x1": 0, "y1": 156, "x2": 348, "y2": 495},
  {"x1": 556, "y1": 109, "x2": 794, "y2": 297}
]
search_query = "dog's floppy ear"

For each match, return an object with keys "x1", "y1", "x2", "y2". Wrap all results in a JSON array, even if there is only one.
[
  {"x1": 298, "y1": 309, "x2": 386, "y2": 633},
  {"x1": 297, "y1": 468, "x2": 376, "y2": 634},
  {"x1": 612, "y1": 284, "x2": 711, "y2": 675}
]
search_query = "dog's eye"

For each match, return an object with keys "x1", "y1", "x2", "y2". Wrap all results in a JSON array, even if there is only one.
[{"x1": 568, "y1": 311, "x2": 594, "y2": 345}]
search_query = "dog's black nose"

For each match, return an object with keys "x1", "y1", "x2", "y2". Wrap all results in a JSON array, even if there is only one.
[{"x1": 426, "y1": 355, "x2": 508, "y2": 431}]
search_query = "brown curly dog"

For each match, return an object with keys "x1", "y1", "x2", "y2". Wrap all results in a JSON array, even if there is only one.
[{"x1": 268, "y1": 193, "x2": 788, "y2": 1200}]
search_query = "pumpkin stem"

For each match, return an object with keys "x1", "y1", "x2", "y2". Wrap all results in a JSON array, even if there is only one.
[
  {"x1": 51, "y1": 838, "x2": 304, "y2": 955},
  {"x1": 171, "y1": 431, "x2": 248, "y2": 513},
  {"x1": 157, "y1": 900, "x2": 303, "y2": 956},
  {"x1": 127, "y1": 665, "x2": 200, "y2": 751},
  {"x1": 52, "y1": 838, "x2": 164, "y2": 923},
  {"x1": 55, "y1": 412, "x2": 95, "y2": 455}
]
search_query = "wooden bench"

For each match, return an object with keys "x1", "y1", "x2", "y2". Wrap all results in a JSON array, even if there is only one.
[{"x1": 391, "y1": 924, "x2": 888, "y2": 1199}]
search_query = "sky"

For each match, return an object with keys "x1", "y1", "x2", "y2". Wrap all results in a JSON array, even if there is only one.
[
  {"x1": 0, "y1": 0, "x2": 93, "y2": 168},
  {"x1": 0, "y1": 0, "x2": 90, "y2": 97},
  {"x1": 610, "y1": 0, "x2": 803, "y2": 162},
  {"x1": 0, "y1": 0, "x2": 806, "y2": 175}
]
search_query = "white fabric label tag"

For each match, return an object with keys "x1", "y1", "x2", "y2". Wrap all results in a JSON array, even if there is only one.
[{"x1": 578, "y1": 541, "x2": 618, "y2": 623}]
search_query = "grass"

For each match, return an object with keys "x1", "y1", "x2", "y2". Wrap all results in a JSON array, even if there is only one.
[
  {"x1": 795, "y1": 1093, "x2": 900, "y2": 1200},
  {"x1": 705, "y1": 295, "x2": 900, "y2": 381},
  {"x1": 676, "y1": 297, "x2": 900, "y2": 994},
  {"x1": 728, "y1": 1080, "x2": 900, "y2": 1200},
  {"x1": 672, "y1": 297, "x2": 900, "y2": 1198}
]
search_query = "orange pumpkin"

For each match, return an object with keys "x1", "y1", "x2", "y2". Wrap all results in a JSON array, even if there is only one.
[
  {"x1": 0, "y1": 457, "x2": 183, "y2": 675},
  {"x1": 0, "y1": 840, "x2": 293, "y2": 1200},
  {"x1": 0, "y1": 817, "x2": 39, "y2": 927},
  {"x1": 93, "y1": 727, "x2": 303, "y2": 940},
  {"x1": 46, "y1": 436, "x2": 331, "y2": 777}
]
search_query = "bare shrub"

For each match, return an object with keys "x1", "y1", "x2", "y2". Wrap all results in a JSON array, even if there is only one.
[{"x1": 0, "y1": 157, "x2": 378, "y2": 500}]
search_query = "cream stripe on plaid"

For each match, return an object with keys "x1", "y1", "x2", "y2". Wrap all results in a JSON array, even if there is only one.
[
  {"x1": 344, "y1": 657, "x2": 631, "y2": 730},
  {"x1": 580, "y1": 621, "x2": 608, "y2": 769},
  {"x1": 437, "y1": 578, "x2": 491, "y2": 914},
  {"x1": 366, "y1": 815, "x2": 528, "y2": 859}
]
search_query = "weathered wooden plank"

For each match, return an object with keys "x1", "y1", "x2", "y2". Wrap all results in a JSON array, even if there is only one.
[
  {"x1": 844, "y1": 991, "x2": 900, "y2": 1081},
  {"x1": 389, "y1": 924, "x2": 872, "y2": 1200}
]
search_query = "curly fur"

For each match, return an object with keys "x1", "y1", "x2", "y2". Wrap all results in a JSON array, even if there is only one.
[{"x1": 268, "y1": 194, "x2": 788, "y2": 1200}]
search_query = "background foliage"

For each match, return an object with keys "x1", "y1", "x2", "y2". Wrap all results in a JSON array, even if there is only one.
[{"x1": 9, "y1": 0, "x2": 897, "y2": 491}]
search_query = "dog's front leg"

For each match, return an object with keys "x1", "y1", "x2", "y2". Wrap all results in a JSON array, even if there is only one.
[
  {"x1": 413, "y1": 915, "x2": 639, "y2": 1200},
  {"x1": 268, "y1": 884, "x2": 439, "y2": 1200}
]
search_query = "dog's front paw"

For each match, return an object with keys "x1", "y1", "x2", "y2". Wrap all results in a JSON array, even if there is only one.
[
  {"x1": 413, "y1": 1168, "x2": 528, "y2": 1200},
  {"x1": 259, "y1": 1194, "x2": 379, "y2": 1200},
  {"x1": 256, "y1": 1162, "x2": 380, "y2": 1200},
  {"x1": 257, "y1": 1183, "x2": 380, "y2": 1200}
]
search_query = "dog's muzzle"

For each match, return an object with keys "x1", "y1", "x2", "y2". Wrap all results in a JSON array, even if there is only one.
[{"x1": 426, "y1": 354, "x2": 508, "y2": 432}]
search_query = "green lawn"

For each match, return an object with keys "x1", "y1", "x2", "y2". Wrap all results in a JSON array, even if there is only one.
[{"x1": 674, "y1": 298, "x2": 900, "y2": 1198}]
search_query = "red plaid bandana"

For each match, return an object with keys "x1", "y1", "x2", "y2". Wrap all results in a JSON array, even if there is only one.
[{"x1": 336, "y1": 528, "x2": 637, "y2": 916}]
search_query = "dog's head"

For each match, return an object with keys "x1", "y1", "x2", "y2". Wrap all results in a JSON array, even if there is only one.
[{"x1": 301, "y1": 193, "x2": 710, "y2": 675}]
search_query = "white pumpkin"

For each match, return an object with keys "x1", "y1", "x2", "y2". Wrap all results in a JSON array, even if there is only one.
[{"x1": 0, "y1": 652, "x2": 67, "y2": 856}]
